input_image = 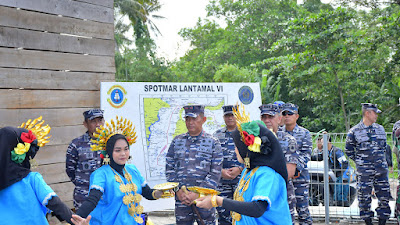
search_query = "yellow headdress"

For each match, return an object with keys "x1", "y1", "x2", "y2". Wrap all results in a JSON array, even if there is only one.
[
  {"x1": 233, "y1": 104, "x2": 263, "y2": 153},
  {"x1": 91, "y1": 116, "x2": 137, "y2": 153},
  {"x1": 11, "y1": 116, "x2": 51, "y2": 164},
  {"x1": 19, "y1": 116, "x2": 51, "y2": 147},
  {"x1": 233, "y1": 104, "x2": 250, "y2": 134}
]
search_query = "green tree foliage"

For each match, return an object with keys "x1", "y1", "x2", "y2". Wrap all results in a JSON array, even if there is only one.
[
  {"x1": 113, "y1": 0, "x2": 400, "y2": 132},
  {"x1": 114, "y1": 0, "x2": 171, "y2": 82},
  {"x1": 115, "y1": 37, "x2": 172, "y2": 82},
  {"x1": 332, "y1": 0, "x2": 400, "y2": 9},
  {"x1": 114, "y1": 0, "x2": 163, "y2": 42},
  {"x1": 171, "y1": 0, "x2": 310, "y2": 82},
  {"x1": 170, "y1": 0, "x2": 333, "y2": 127},
  {"x1": 169, "y1": 0, "x2": 400, "y2": 132},
  {"x1": 263, "y1": 7, "x2": 400, "y2": 131},
  {"x1": 214, "y1": 64, "x2": 259, "y2": 82}
]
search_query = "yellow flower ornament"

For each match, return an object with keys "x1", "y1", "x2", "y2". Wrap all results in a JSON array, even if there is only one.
[
  {"x1": 14, "y1": 143, "x2": 31, "y2": 155},
  {"x1": 248, "y1": 136, "x2": 261, "y2": 153}
]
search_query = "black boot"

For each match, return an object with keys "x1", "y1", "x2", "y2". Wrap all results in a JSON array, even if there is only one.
[
  {"x1": 378, "y1": 218, "x2": 386, "y2": 225},
  {"x1": 365, "y1": 218, "x2": 373, "y2": 225}
]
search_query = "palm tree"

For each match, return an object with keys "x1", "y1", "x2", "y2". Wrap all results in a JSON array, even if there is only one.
[{"x1": 114, "y1": 0, "x2": 164, "y2": 43}]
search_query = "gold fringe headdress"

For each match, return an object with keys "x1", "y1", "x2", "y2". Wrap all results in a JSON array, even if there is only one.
[
  {"x1": 232, "y1": 104, "x2": 264, "y2": 153},
  {"x1": 91, "y1": 116, "x2": 137, "y2": 160},
  {"x1": 12, "y1": 116, "x2": 51, "y2": 164}
]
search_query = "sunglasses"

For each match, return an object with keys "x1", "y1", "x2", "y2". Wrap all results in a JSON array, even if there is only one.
[{"x1": 282, "y1": 111, "x2": 295, "y2": 116}]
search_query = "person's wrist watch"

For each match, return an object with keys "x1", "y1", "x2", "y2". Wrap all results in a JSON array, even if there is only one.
[{"x1": 174, "y1": 186, "x2": 180, "y2": 193}]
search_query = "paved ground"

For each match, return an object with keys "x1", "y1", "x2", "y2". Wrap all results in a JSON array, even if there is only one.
[
  {"x1": 49, "y1": 210, "x2": 397, "y2": 224},
  {"x1": 147, "y1": 210, "x2": 398, "y2": 225}
]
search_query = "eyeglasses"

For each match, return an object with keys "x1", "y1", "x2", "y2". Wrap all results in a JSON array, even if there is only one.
[{"x1": 282, "y1": 111, "x2": 295, "y2": 116}]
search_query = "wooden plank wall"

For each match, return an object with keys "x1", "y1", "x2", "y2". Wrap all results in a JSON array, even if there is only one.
[{"x1": 0, "y1": 0, "x2": 115, "y2": 210}]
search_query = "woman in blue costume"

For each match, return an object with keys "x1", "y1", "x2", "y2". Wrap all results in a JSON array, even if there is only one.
[
  {"x1": 0, "y1": 118, "x2": 90, "y2": 225},
  {"x1": 76, "y1": 117, "x2": 168, "y2": 225},
  {"x1": 196, "y1": 107, "x2": 292, "y2": 225}
]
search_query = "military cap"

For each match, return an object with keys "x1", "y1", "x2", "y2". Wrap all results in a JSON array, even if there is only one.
[
  {"x1": 259, "y1": 104, "x2": 280, "y2": 116},
  {"x1": 222, "y1": 105, "x2": 237, "y2": 115},
  {"x1": 183, "y1": 105, "x2": 205, "y2": 118},
  {"x1": 281, "y1": 103, "x2": 299, "y2": 114},
  {"x1": 273, "y1": 101, "x2": 285, "y2": 112},
  {"x1": 83, "y1": 109, "x2": 104, "y2": 120},
  {"x1": 361, "y1": 103, "x2": 381, "y2": 113}
]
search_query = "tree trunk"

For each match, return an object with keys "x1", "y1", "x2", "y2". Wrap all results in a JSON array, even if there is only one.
[{"x1": 334, "y1": 70, "x2": 350, "y2": 131}]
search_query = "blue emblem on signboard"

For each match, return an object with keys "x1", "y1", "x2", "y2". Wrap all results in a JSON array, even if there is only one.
[
  {"x1": 111, "y1": 89, "x2": 123, "y2": 104},
  {"x1": 238, "y1": 86, "x2": 254, "y2": 105},
  {"x1": 107, "y1": 85, "x2": 127, "y2": 108}
]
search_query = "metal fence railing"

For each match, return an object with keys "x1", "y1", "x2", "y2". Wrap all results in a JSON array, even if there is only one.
[{"x1": 308, "y1": 133, "x2": 398, "y2": 224}]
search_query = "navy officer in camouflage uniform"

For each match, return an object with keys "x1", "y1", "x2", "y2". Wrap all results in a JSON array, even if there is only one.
[
  {"x1": 213, "y1": 105, "x2": 243, "y2": 225},
  {"x1": 392, "y1": 113, "x2": 400, "y2": 223},
  {"x1": 312, "y1": 135, "x2": 351, "y2": 206},
  {"x1": 392, "y1": 117, "x2": 400, "y2": 160},
  {"x1": 281, "y1": 103, "x2": 312, "y2": 225},
  {"x1": 166, "y1": 105, "x2": 223, "y2": 225},
  {"x1": 260, "y1": 103, "x2": 299, "y2": 224},
  {"x1": 66, "y1": 109, "x2": 104, "y2": 210},
  {"x1": 346, "y1": 103, "x2": 391, "y2": 225}
]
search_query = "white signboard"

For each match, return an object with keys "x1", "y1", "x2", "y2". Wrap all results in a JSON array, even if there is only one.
[{"x1": 100, "y1": 82, "x2": 262, "y2": 211}]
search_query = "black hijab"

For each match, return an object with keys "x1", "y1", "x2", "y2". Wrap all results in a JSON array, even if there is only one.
[
  {"x1": 232, "y1": 122, "x2": 288, "y2": 182},
  {"x1": 0, "y1": 127, "x2": 40, "y2": 191},
  {"x1": 105, "y1": 134, "x2": 130, "y2": 175}
]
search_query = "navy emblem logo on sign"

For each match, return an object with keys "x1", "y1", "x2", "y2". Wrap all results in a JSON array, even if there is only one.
[
  {"x1": 238, "y1": 86, "x2": 254, "y2": 105},
  {"x1": 107, "y1": 85, "x2": 127, "y2": 108}
]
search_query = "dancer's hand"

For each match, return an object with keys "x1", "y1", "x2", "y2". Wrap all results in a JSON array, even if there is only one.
[
  {"x1": 71, "y1": 215, "x2": 91, "y2": 225},
  {"x1": 195, "y1": 196, "x2": 213, "y2": 209}
]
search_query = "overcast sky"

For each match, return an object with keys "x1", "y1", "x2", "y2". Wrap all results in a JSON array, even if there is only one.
[{"x1": 151, "y1": 0, "x2": 210, "y2": 61}]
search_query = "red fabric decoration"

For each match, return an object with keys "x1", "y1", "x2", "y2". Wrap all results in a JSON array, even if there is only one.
[
  {"x1": 242, "y1": 131, "x2": 255, "y2": 146},
  {"x1": 21, "y1": 130, "x2": 37, "y2": 143},
  {"x1": 100, "y1": 154, "x2": 104, "y2": 159}
]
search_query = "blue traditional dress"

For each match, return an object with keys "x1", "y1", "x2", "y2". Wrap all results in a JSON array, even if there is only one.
[
  {"x1": 0, "y1": 172, "x2": 56, "y2": 225},
  {"x1": 88, "y1": 164, "x2": 146, "y2": 225},
  {"x1": 234, "y1": 166, "x2": 291, "y2": 225}
]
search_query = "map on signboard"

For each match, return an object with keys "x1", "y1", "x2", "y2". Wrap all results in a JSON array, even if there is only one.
[{"x1": 140, "y1": 95, "x2": 227, "y2": 180}]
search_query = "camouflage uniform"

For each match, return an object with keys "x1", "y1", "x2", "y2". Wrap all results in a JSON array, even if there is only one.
[
  {"x1": 392, "y1": 120, "x2": 400, "y2": 146},
  {"x1": 213, "y1": 127, "x2": 242, "y2": 225},
  {"x1": 166, "y1": 130, "x2": 223, "y2": 225},
  {"x1": 392, "y1": 120, "x2": 400, "y2": 160},
  {"x1": 66, "y1": 132, "x2": 101, "y2": 209},
  {"x1": 284, "y1": 124, "x2": 313, "y2": 225},
  {"x1": 393, "y1": 120, "x2": 400, "y2": 222},
  {"x1": 346, "y1": 121, "x2": 391, "y2": 220},
  {"x1": 312, "y1": 144, "x2": 352, "y2": 204},
  {"x1": 277, "y1": 130, "x2": 300, "y2": 224}
]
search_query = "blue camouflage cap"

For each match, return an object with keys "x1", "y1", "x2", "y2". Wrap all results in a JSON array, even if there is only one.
[
  {"x1": 259, "y1": 104, "x2": 280, "y2": 116},
  {"x1": 361, "y1": 103, "x2": 381, "y2": 113},
  {"x1": 273, "y1": 101, "x2": 285, "y2": 112},
  {"x1": 83, "y1": 109, "x2": 104, "y2": 120},
  {"x1": 183, "y1": 105, "x2": 205, "y2": 118},
  {"x1": 281, "y1": 103, "x2": 298, "y2": 114},
  {"x1": 222, "y1": 105, "x2": 237, "y2": 115}
]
